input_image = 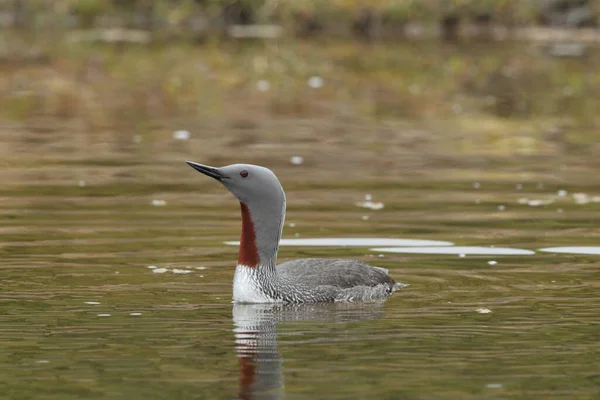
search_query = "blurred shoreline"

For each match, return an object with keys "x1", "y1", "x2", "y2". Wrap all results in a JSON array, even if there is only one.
[
  {"x1": 0, "y1": 0, "x2": 598, "y2": 42},
  {"x1": 0, "y1": 1, "x2": 599, "y2": 181}
]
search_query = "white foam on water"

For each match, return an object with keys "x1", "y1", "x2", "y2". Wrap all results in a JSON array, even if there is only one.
[
  {"x1": 538, "y1": 246, "x2": 600, "y2": 255},
  {"x1": 370, "y1": 246, "x2": 535, "y2": 255},
  {"x1": 225, "y1": 238, "x2": 455, "y2": 247}
]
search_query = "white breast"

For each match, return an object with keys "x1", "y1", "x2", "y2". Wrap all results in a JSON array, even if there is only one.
[{"x1": 233, "y1": 265, "x2": 278, "y2": 303}]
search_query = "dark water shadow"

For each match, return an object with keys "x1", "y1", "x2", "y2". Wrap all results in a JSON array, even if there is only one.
[{"x1": 232, "y1": 302, "x2": 387, "y2": 400}]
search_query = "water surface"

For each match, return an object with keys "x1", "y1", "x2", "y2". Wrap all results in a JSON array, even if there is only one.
[{"x1": 1, "y1": 133, "x2": 599, "y2": 400}]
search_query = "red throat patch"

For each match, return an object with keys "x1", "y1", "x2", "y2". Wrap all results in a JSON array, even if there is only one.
[{"x1": 238, "y1": 202, "x2": 259, "y2": 267}]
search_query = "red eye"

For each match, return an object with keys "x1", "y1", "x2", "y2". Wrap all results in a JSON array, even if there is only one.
[{"x1": 240, "y1": 170, "x2": 248, "y2": 178}]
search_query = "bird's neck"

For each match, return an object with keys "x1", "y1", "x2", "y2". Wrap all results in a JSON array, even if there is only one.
[{"x1": 238, "y1": 202, "x2": 284, "y2": 271}]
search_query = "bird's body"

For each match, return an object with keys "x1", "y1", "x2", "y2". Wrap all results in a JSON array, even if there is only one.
[{"x1": 186, "y1": 161, "x2": 404, "y2": 304}]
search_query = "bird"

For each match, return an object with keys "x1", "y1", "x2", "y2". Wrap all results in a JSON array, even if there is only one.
[{"x1": 186, "y1": 161, "x2": 404, "y2": 304}]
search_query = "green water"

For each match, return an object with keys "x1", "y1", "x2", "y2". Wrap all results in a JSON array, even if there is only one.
[{"x1": 1, "y1": 132, "x2": 600, "y2": 400}]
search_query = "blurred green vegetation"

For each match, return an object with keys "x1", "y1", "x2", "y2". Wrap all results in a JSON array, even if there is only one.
[
  {"x1": 0, "y1": 0, "x2": 598, "y2": 150},
  {"x1": 0, "y1": 0, "x2": 579, "y2": 29},
  {"x1": 1, "y1": 37, "x2": 599, "y2": 140}
]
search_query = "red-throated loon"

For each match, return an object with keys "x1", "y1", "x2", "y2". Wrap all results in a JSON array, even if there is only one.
[{"x1": 186, "y1": 161, "x2": 404, "y2": 303}]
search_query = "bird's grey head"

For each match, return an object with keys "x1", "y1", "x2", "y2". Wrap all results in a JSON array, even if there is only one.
[
  {"x1": 186, "y1": 161, "x2": 287, "y2": 268},
  {"x1": 185, "y1": 161, "x2": 285, "y2": 207}
]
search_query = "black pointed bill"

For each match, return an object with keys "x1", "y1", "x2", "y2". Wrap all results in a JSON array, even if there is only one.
[{"x1": 185, "y1": 161, "x2": 228, "y2": 181}]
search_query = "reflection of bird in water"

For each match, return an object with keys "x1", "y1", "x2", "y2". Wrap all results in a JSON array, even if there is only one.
[
  {"x1": 232, "y1": 302, "x2": 387, "y2": 400},
  {"x1": 186, "y1": 161, "x2": 405, "y2": 304}
]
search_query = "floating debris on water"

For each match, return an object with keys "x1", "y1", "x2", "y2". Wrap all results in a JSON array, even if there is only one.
[
  {"x1": 573, "y1": 193, "x2": 589, "y2": 204},
  {"x1": 173, "y1": 130, "x2": 190, "y2": 141},
  {"x1": 256, "y1": 80, "x2": 270, "y2": 92},
  {"x1": 498, "y1": 205, "x2": 505, "y2": 211},
  {"x1": 288, "y1": 222, "x2": 296, "y2": 228},
  {"x1": 97, "y1": 314, "x2": 112, "y2": 317},
  {"x1": 488, "y1": 260, "x2": 498, "y2": 265},
  {"x1": 150, "y1": 266, "x2": 199, "y2": 274},
  {"x1": 356, "y1": 193, "x2": 384, "y2": 210},
  {"x1": 151, "y1": 199, "x2": 167, "y2": 206},
  {"x1": 475, "y1": 308, "x2": 492, "y2": 314},
  {"x1": 557, "y1": 189, "x2": 568, "y2": 197},
  {"x1": 147, "y1": 265, "x2": 157, "y2": 269},
  {"x1": 361, "y1": 215, "x2": 369, "y2": 220},
  {"x1": 572, "y1": 193, "x2": 600, "y2": 205},
  {"x1": 133, "y1": 134, "x2": 142, "y2": 144},
  {"x1": 486, "y1": 383, "x2": 503, "y2": 389},
  {"x1": 36, "y1": 360, "x2": 50, "y2": 364},
  {"x1": 516, "y1": 183, "x2": 523, "y2": 190},
  {"x1": 307, "y1": 76, "x2": 323, "y2": 88},
  {"x1": 518, "y1": 198, "x2": 554, "y2": 207},
  {"x1": 290, "y1": 156, "x2": 304, "y2": 165},
  {"x1": 557, "y1": 208, "x2": 563, "y2": 214},
  {"x1": 356, "y1": 200, "x2": 384, "y2": 210},
  {"x1": 459, "y1": 253, "x2": 466, "y2": 258},
  {"x1": 78, "y1": 180, "x2": 86, "y2": 187},
  {"x1": 129, "y1": 312, "x2": 142, "y2": 316},
  {"x1": 473, "y1": 182, "x2": 480, "y2": 189},
  {"x1": 172, "y1": 269, "x2": 192, "y2": 274},
  {"x1": 84, "y1": 301, "x2": 101, "y2": 305}
]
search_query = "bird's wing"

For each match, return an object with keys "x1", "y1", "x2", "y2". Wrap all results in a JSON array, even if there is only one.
[{"x1": 276, "y1": 258, "x2": 396, "y2": 289}]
